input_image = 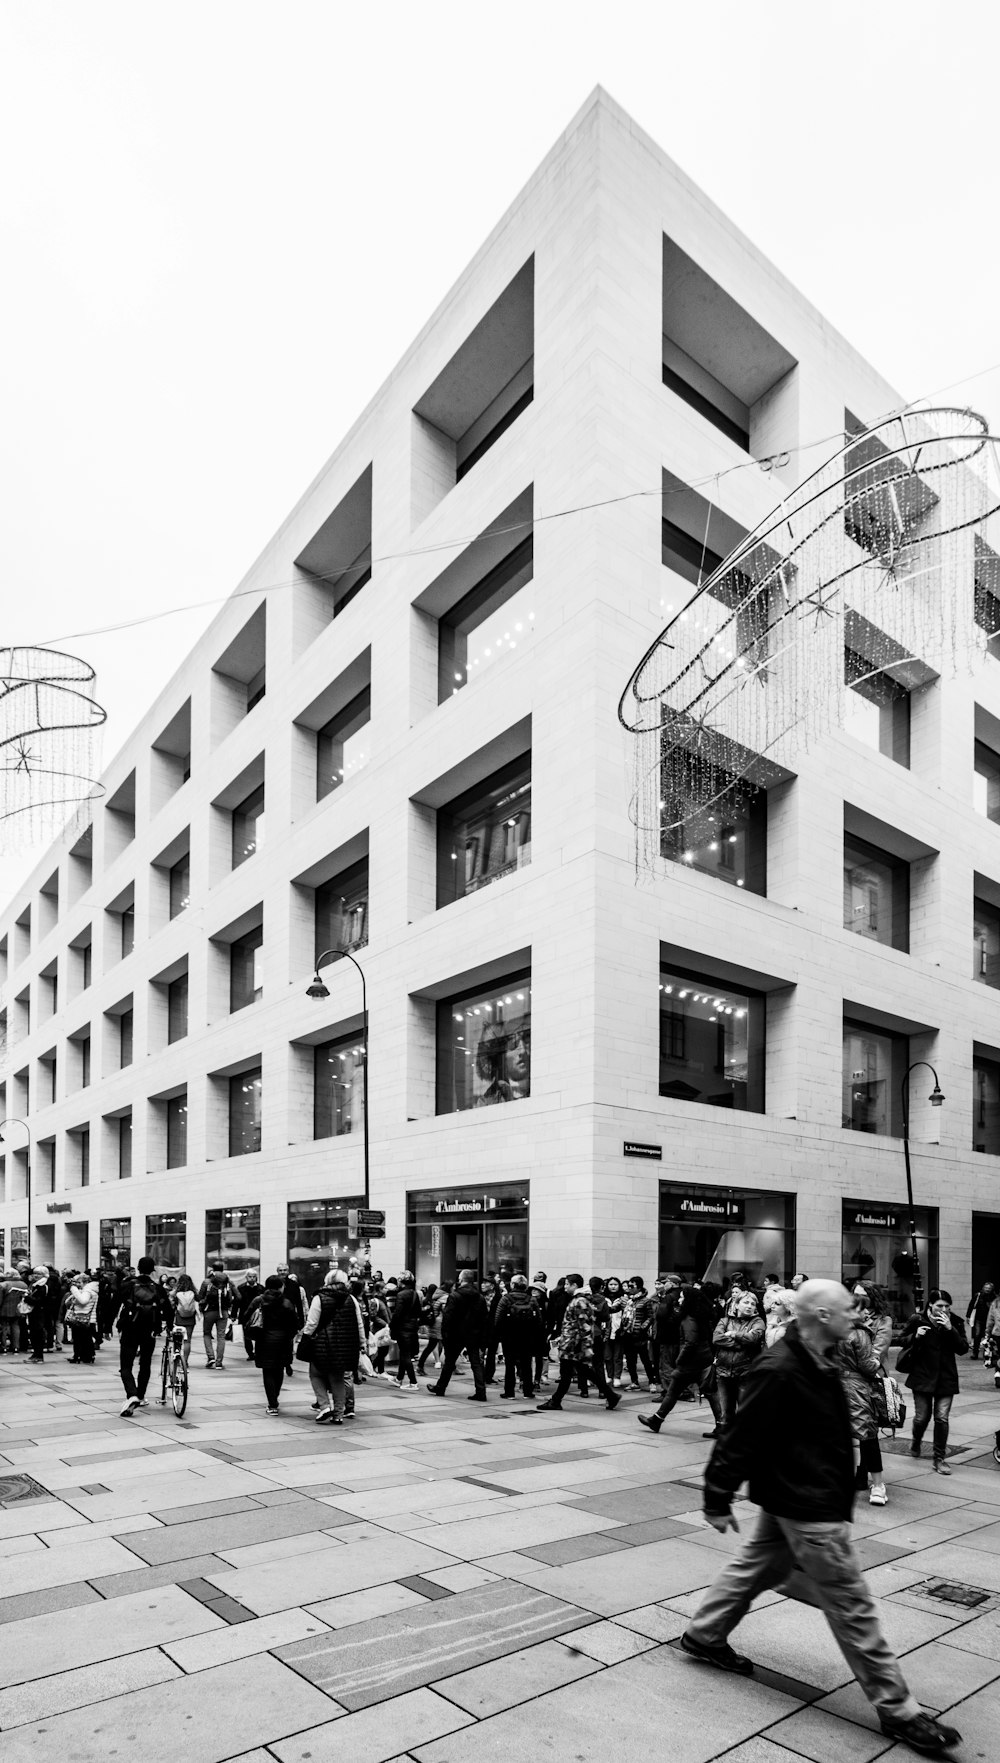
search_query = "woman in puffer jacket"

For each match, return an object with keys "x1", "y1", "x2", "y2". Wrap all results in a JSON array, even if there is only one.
[
  {"x1": 638, "y1": 1287, "x2": 722, "y2": 1435},
  {"x1": 839, "y1": 1307, "x2": 888, "y2": 1507},
  {"x1": 712, "y1": 1289, "x2": 765, "y2": 1428}
]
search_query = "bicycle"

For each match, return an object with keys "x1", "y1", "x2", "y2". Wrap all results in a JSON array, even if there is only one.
[{"x1": 159, "y1": 1324, "x2": 189, "y2": 1417}]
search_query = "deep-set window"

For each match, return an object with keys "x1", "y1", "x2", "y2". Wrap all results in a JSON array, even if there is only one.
[
  {"x1": 121, "y1": 904, "x2": 135, "y2": 959},
  {"x1": 232, "y1": 785, "x2": 265, "y2": 869},
  {"x1": 438, "y1": 537, "x2": 534, "y2": 702},
  {"x1": 973, "y1": 1056, "x2": 1000, "y2": 1154},
  {"x1": 118, "y1": 1113, "x2": 132, "y2": 1180},
  {"x1": 167, "y1": 1094, "x2": 188, "y2": 1168},
  {"x1": 229, "y1": 1068, "x2": 262, "y2": 1156},
  {"x1": 146, "y1": 1212, "x2": 186, "y2": 1271},
  {"x1": 230, "y1": 927, "x2": 263, "y2": 1012},
  {"x1": 842, "y1": 1020, "x2": 906, "y2": 1136},
  {"x1": 169, "y1": 855, "x2": 190, "y2": 919},
  {"x1": 974, "y1": 741, "x2": 1000, "y2": 823},
  {"x1": 844, "y1": 648, "x2": 910, "y2": 766},
  {"x1": 167, "y1": 974, "x2": 188, "y2": 1044},
  {"x1": 314, "y1": 860, "x2": 369, "y2": 964},
  {"x1": 120, "y1": 1009, "x2": 133, "y2": 1069},
  {"x1": 973, "y1": 898, "x2": 1000, "y2": 988},
  {"x1": 843, "y1": 835, "x2": 908, "y2": 951},
  {"x1": 79, "y1": 1127, "x2": 90, "y2": 1187},
  {"x1": 316, "y1": 688, "x2": 371, "y2": 801},
  {"x1": 437, "y1": 757, "x2": 531, "y2": 909},
  {"x1": 205, "y1": 1205, "x2": 260, "y2": 1277},
  {"x1": 660, "y1": 757, "x2": 766, "y2": 896},
  {"x1": 314, "y1": 1034, "x2": 367, "y2": 1139},
  {"x1": 659, "y1": 968, "x2": 764, "y2": 1112},
  {"x1": 436, "y1": 971, "x2": 531, "y2": 1115}
]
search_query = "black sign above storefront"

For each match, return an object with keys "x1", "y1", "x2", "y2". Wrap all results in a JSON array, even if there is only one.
[
  {"x1": 845, "y1": 1207, "x2": 902, "y2": 1232},
  {"x1": 668, "y1": 1194, "x2": 746, "y2": 1225},
  {"x1": 623, "y1": 1141, "x2": 662, "y2": 1160}
]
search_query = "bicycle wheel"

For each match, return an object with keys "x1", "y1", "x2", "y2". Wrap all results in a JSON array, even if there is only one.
[
  {"x1": 159, "y1": 1343, "x2": 169, "y2": 1406},
  {"x1": 171, "y1": 1356, "x2": 188, "y2": 1418}
]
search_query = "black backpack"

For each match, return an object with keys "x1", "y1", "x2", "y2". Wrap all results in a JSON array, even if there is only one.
[{"x1": 129, "y1": 1281, "x2": 161, "y2": 1326}]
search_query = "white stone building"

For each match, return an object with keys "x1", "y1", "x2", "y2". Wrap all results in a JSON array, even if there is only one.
[{"x1": 3, "y1": 88, "x2": 999, "y2": 1314}]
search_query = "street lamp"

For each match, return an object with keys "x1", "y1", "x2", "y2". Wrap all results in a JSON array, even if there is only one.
[
  {"x1": 900, "y1": 1061, "x2": 945, "y2": 1315},
  {"x1": 307, "y1": 948, "x2": 369, "y2": 1208},
  {"x1": 0, "y1": 1117, "x2": 32, "y2": 1266}
]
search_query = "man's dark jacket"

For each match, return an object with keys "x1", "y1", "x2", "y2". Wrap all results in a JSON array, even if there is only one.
[
  {"x1": 390, "y1": 1286, "x2": 422, "y2": 1349},
  {"x1": 703, "y1": 1322, "x2": 855, "y2": 1523},
  {"x1": 441, "y1": 1283, "x2": 490, "y2": 1349}
]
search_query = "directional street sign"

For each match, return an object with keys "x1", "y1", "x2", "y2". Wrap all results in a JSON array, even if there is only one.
[{"x1": 348, "y1": 1207, "x2": 387, "y2": 1239}]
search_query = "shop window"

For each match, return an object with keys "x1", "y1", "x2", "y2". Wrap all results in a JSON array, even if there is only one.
[
  {"x1": 100, "y1": 1217, "x2": 131, "y2": 1268},
  {"x1": 659, "y1": 967, "x2": 764, "y2": 1112},
  {"x1": 973, "y1": 1057, "x2": 1000, "y2": 1154},
  {"x1": 232, "y1": 783, "x2": 264, "y2": 869},
  {"x1": 314, "y1": 1033, "x2": 366, "y2": 1139},
  {"x1": 660, "y1": 756, "x2": 766, "y2": 895},
  {"x1": 407, "y1": 1182, "x2": 529, "y2": 1288},
  {"x1": 167, "y1": 1094, "x2": 188, "y2": 1168},
  {"x1": 844, "y1": 647, "x2": 911, "y2": 765},
  {"x1": 659, "y1": 1183, "x2": 794, "y2": 1285},
  {"x1": 974, "y1": 740, "x2": 1000, "y2": 823},
  {"x1": 841, "y1": 1200, "x2": 938, "y2": 1330},
  {"x1": 316, "y1": 687, "x2": 371, "y2": 800},
  {"x1": 167, "y1": 972, "x2": 189, "y2": 1043},
  {"x1": 973, "y1": 897, "x2": 1000, "y2": 987},
  {"x1": 438, "y1": 536, "x2": 534, "y2": 702},
  {"x1": 843, "y1": 835, "x2": 909, "y2": 951},
  {"x1": 287, "y1": 1199, "x2": 360, "y2": 1299},
  {"x1": 842, "y1": 1020, "x2": 907, "y2": 1136},
  {"x1": 230, "y1": 927, "x2": 264, "y2": 1013},
  {"x1": 437, "y1": 757, "x2": 531, "y2": 909},
  {"x1": 436, "y1": 970, "x2": 531, "y2": 1115},
  {"x1": 170, "y1": 854, "x2": 191, "y2": 919},
  {"x1": 146, "y1": 1211, "x2": 186, "y2": 1273},
  {"x1": 315, "y1": 860, "x2": 369, "y2": 964},
  {"x1": 229, "y1": 1068, "x2": 262, "y2": 1156},
  {"x1": 205, "y1": 1205, "x2": 260, "y2": 1279}
]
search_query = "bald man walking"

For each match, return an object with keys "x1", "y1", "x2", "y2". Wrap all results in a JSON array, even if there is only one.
[{"x1": 681, "y1": 1280, "x2": 960, "y2": 1756}]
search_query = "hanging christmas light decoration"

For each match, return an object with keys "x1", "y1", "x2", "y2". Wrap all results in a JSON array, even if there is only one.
[
  {"x1": 0, "y1": 647, "x2": 106, "y2": 849},
  {"x1": 619, "y1": 408, "x2": 1000, "y2": 876}
]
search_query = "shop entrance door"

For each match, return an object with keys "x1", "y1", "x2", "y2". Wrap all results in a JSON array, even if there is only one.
[
  {"x1": 440, "y1": 1227, "x2": 482, "y2": 1284},
  {"x1": 972, "y1": 1212, "x2": 1000, "y2": 1294}
]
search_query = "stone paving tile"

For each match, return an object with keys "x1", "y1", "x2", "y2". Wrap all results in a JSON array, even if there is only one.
[
  {"x1": 567, "y1": 1479, "x2": 713, "y2": 1521},
  {"x1": 271, "y1": 1686, "x2": 472, "y2": 1763},
  {"x1": 399, "y1": 1502, "x2": 623, "y2": 1563},
  {"x1": 0, "y1": 1500, "x2": 86, "y2": 1540},
  {"x1": 217, "y1": 1528, "x2": 345, "y2": 1569},
  {"x1": 411, "y1": 1644, "x2": 804, "y2": 1762},
  {"x1": 122, "y1": 1495, "x2": 354, "y2": 1564},
  {"x1": 162, "y1": 1606, "x2": 331, "y2": 1672},
  {"x1": 210, "y1": 1532, "x2": 455, "y2": 1615},
  {"x1": 87, "y1": 1552, "x2": 233, "y2": 1599},
  {"x1": 519, "y1": 1530, "x2": 632, "y2": 1566},
  {"x1": 0, "y1": 1583, "x2": 226, "y2": 1689},
  {"x1": 0, "y1": 1533, "x2": 45, "y2": 1561},
  {"x1": 597, "y1": 1513, "x2": 704, "y2": 1548},
  {"x1": 398, "y1": 1573, "x2": 454, "y2": 1600},
  {"x1": 0, "y1": 1653, "x2": 341, "y2": 1763},
  {"x1": 420, "y1": 1564, "x2": 499, "y2": 1593},
  {"x1": 559, "y1": 1618, "x2": 658, "y2": 1663},
  {"x1": 0, "y1": 1532, "x2": 145, "y2": 1595},
  {"x1": 304, "y1": 1581, "x2": 430, "y2": 1628},
  {"x1": 432, "y1": 1635, "x2": 602, "y2": 1716},
  {"x1": 939, "y1": 1612, "x2": 1000, "y2": 1660},
  {"x1": 276, "y1": 1579, "x2": 594, "y2": 1710},
  {"x1": 879, "y1": 1637, "x2": 1000, "y2": 1708},
  {"x1": 614, "y1": 1602, "x2": 688, "y2": 1642},
  {"x1": 487, "y1": 1534, "x2": 720, "y2": 1615},
  {"x1": 0, "y1": 1646, "x2": 180, "y2": 1731},
  {"x1": 763, "y1": 1704, "x2": 894, "y2": 1763},
  {"x1": 0, "y1": 1582, "x2": 102, "y2": 1626},
  {"x1": 150, "y1": 1494, "x2": 265, "y2": 1524},
  {"x1": 890, "y1": 1540, "x2": 1000, "y2": 1592}
]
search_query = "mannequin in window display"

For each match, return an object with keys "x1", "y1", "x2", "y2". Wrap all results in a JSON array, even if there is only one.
[{"x1": 473, "y1": 1025, "x2": 515, "y2": 1106}]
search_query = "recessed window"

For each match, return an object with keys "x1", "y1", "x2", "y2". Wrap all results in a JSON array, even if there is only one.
[
  {"x1": 81, "y1": 940, "x2": 92, "y2": 990},
  {"x1": 212, "y1": 605, "x2": 266, "y2": 730},
  {"x1": 973, "y1": 1056, "x2": 1000, "y2": 1154},
  {"x1": 167, "y1": 1094, "x2": 188, "y2": 1168},
  {"x1": 315, "y1": 860, "x2": 369, "y2": 963},
  {"x1": 80, "y1": 1033, "x2": 91, "y2": 1090},
  {"x1": 121, "y1": 904, "x2": 135, "y2": 959},
  {"x1": 973, "y1": 897, "x2": 1000, "y2": 987},
  {"x1": 659, "y1": 967, "x2": 764, "y2": 1112},
  {"x1": 843, "y1": 413, "x2": 937, "y2": 562},
  {"x1": 437, "y1": 757, "x2": 531, "y2": 909},
  {"x1": 975, "y1": 537, "x2": 1000, "y2": 659},
  {"x1": 844, "y1": 648, "x2": 910, "y2": 765},
  {"x1": 232, "y1": 784, "x2": 265, "y2": 869},
  {"x1": 119, "y1": 1009, "x2": 133, "y2": 1069},
  {"x1": 314, "y1": 1034, "x2": 367, "y2": 1139},
  {"x1": 843, "y1": 835, "x2": 908, "y2": 951},
  {"x1": 146, "y1": 1212, "x2": 186, "y2": 1272},
  {"x1": 294, "y1": 465, "x2": 373, "y2": 623},
  {"x1": 974, "y1": 740, "x2": 1000, "y2": 823},
  {"x1": 118, "y1": 1113, "x2": 132, "y2": 1180},
  {"x1": 168, "y1": 973, "x2": 189, "y2": 1044},
  {"x1": 230, "y1": 927, "x2": 264, "y2": 1012},
  {"x1": 169, "y1": 855, "x2": 191, "y2": 919},
  {"x1": 79, "y1": 1127, "x2": 90, "y2": 1187},
  {"x1": 205, "y1": 1206, "x2": 260, "y2": 1278},
  {"x1": 316, "y1": 688, "x2": 371, "y2": 800},
  {"x1": 229, "y1": 1068, "x2": 262, "y2": 1156},
  {"x1": 436, "y1": 971, "x2": 531, "y2": 1115},
  {"x1": 842, "y1": 1020, "x2": 906, "y2": 1136},
  {"x1": 660, "y1": 757, "x2": 766, "y2": 895},
  {"x1": 438, "y1": 536, "x2": 534, "y2": 702}
]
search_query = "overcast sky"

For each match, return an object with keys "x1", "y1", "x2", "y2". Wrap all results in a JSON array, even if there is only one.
[{"x1": 2, "y1": 0, "x2": 999, "y2": 908}]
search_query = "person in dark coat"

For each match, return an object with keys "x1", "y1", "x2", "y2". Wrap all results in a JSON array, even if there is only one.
[
  {"x1": 900, "y1": 1289, "x2": 968, "y2": 1474},
  {"x1": 966, "y1": 1281, "x2": 996, "y2": 1358},
  {"x1": 301, "y1": 1270, "x2": 364, "y2": 1423},
  {"x1": 495, "y1": 1273, "x2": 542, "y2": 1397},
  {"x1": 252, "y1": 1275, "x2": 299, "y2": 1414},
  {"x1": 389, "y1": 1271, "x2": 421, "y2": 1389},
  {"x1": 426, "y1": 1269, "x2": 490, "y2": 1400},
  {"x1": 680, "y1": 1280, "x2": 961, "y2": 1759},
  {"x1": 638, "y1": 1287, "x2": 722, "y2": 1434}
]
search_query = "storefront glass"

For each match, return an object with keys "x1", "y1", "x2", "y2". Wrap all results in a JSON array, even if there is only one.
[
  {"x1": 407, "y1": 1183, "x2": 529, "y2": 1287},
  {"x1": 100, "y1": 1217, "x2": 131, "y2": 1268},
  {"x1": 205, "y1": 1206, "x2": 261, "y2": 1281},
  {"x1": 436, "y1": 971, "x2": 531, "y2": 1114},
  {"x1": 287, "y1": 1198, "x2": 363, "y2": 1299},
  {"x1": 841, "y1": 1201, "x2": 938, "y2": 1330},
  {"x1": 659, "y1": 1183, "x2": 794, "y2": 1285},
  {"x1": 146, "y1": 1211, "x2": 186, "y2": 1276},
  {"x1": 659, "y1": 969, "x2": 764, "y2": 1111}
]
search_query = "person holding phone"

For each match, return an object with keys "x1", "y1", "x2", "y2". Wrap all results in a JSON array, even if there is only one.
[{"x1": 899, "y1": 1289, "x2": 968, "y2": 1475}]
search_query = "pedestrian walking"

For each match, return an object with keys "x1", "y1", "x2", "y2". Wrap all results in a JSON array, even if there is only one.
[
  {"x1": 171, "y1": 1273, "x2": 199, "y2": 1364},
  {"x1": 236, "y1": 1272, "x2": 262, "y2": 1360},
  {"x1": 712, "y1": 1289, "x2": 765, "y2": 1428},
  {"x1": 1, "y1": 1266, "x2": 26, "y2": 1353},
  {"x1": 22, "y1": 1265, "x2": 49, "y2": 1362},
  {"x1": 638, "y1": 1286, "x2": 721, "y2": 1433},
  {"x1": 966, "y1": 1281, "x2": 996, "y2": 1360},
  {"x1": 65, "y1": 1274, "x2": 98, "y2": 1363},
  {"x1": 197, "y1": 1262, "x2": 234, "y2": 1369},
  {"x1": 495, "y1": 1273, "x2": 541, "y2": 1397},
  {"x1": 619, "y1": 1276, "x2": 656, "y2": 1389},
  {"x1": 680, "y1": 1279, "x2": 961, "y2": 1757},
  {"x1": 838, "y1": 1302, "x2": 888, "y2": 1506},
  {"x1": 417, "y1": 1281, "x2": 446, "y2": 1377},
  {"x1": 898, "y1": 1290, "x2": 968, "y2": 1474},
  {"x1": 984, "y1": 1289, "x2": 1000, "y2": 1375},
  {"x1": 117, "y1": 1256, "x2": 172, "y2": 1415},
  {"x1": 252, "y1": 1275, "x2": 299, "y2": 1414},
  {"x1": 300, "y1": 1269, "x2": 364, "y2": 1423},
  {"x1": 536, "y1": 1273, "x2": 621, "y2": 1412},
  {"x1": 390, "y1": 1271, "x2": 421, "y2": 1390},
  {"x1": 425, "y1": 1269, "x2": 490, "y2": 1400}
]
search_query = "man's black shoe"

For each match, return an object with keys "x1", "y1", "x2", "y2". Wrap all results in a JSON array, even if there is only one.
[
  {"x1": 703, "y1": 1427, "x2": 720, "y2": 1439},
  {"x1": 605, "y1": 1391, "x2": 621, "y2": 1411},
  {"x1": 425, "y1": 1384, "x2": 444, "y2": 1396},
  {"x1": 638, "y1": 1413, "x2": 661, "y2": 1433},
  {"x1": 878, "y1": 1713, "x2": 961, "y2": 1755},
  {"x1": 680, "y1": 1633, "x2": 754, "y2": 1676},
  {"x1": 536, "y1": 1399, "x2": 562, "y2": 1410},
  {"x1": 467, "y1": 1391, "x2": 487, "y2": 1402}
]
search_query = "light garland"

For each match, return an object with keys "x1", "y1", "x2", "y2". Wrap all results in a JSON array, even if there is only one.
[{"x1": 0, "y1": 646, "x2": 106, "y2": 849}]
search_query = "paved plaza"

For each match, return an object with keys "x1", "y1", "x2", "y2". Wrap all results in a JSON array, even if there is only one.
[{"x1": 1, "y1": 1348, "x2": 999, "y2": 1761}]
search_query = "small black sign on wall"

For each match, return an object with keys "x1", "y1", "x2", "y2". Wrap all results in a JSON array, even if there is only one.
[{"x1": 623, "y1": 1141, "x2": 662, "y2": 1160}]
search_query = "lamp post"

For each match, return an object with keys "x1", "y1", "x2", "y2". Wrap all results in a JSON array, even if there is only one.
[
  {"x1": 307, "y1": 949, "x2": 369, "y2": 1209},
  {"x1": 900, "y1": 1061, "x2": 945, "y2": 1316},
  {"x1": 0, "y1": 1117, "x2": 32, "y2": 1266}
]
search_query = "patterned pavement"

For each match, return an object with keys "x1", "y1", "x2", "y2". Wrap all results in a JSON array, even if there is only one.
[{"x1": 1, "y1": 1344, "x2": 999, "y2": 1760}]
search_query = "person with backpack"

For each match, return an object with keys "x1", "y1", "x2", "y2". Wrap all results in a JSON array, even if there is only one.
[
  {"x1": 536, "y1": 1273, "x2": 621, "y2": 1412},
  {"x1": 197, "y1": 1262, "x2": 234, "y2": 1369},
  {"x1": 495, "y1": 1273, "x2": 542, "y2": 1397},
  {"x1": 300, "y1": 1269, "x2": 364, "y2": 1423},
  {"x1": 236, "y1": 1272, "x2": 262, "y2": 1360},
  {"x1": 171, "y1": 1273, "x2": 199, "y2": 1364},
  {"x1": 117, "y1": 1256, "x2": 172, "y2": 1415},
  {"x1": 251, "y1": 1275, "x2": 299, "y2": 1414},
  {"x1": 389, "y1": 1270, "x2": 422, "y2": 1390}
]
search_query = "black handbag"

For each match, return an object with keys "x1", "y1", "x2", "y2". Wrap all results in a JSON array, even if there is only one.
[
  {"x1": 295, "y1": 1334, "x2": 315, "y2": 1362},
  {"x1": 894, "y1": 1342, "x2": 914, "y2": 1374}
]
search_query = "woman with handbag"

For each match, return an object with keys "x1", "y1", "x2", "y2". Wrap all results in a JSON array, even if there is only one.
[
  {"x1": 853, "y1": 1282, "x2": 893, "y2": 1370},
  {"x1": 300, "y1": 1269, "x2": 364, "y2": 1424},
  {"x1": 65, "y1": 1274, "x2": 99, "y2": 1364},
  {"x1": 252, "y1": 1275, "x2": 300, "y2": 1414},
  {"x1": 898, "y1": 1289, "x2": 968, "y2": 1475},
  {"x1": 839, "y1": 1302, "x2": 888, "y2": 1506}
]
